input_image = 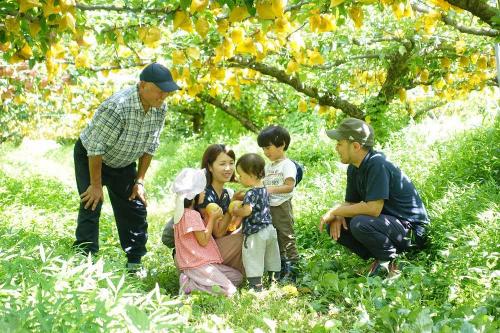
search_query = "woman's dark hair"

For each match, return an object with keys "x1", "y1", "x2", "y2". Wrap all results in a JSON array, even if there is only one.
[
  {"x1": 236, "y1": 153, "x2": 266, "y2": 179},
  {"x1": 257, "y1": 125, "x2": 291, "y2": 151},
  {"x1": 201, "y1": 144, "x2": 236, "y2": 185}
]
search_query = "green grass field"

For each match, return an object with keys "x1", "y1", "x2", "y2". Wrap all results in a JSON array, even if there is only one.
[{"x1": 0, "y1": 110, "x2": 498, "y2": 332}]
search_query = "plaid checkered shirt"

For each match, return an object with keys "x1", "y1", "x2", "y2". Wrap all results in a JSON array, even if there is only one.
[{"x1": 80, "y1": 85, "x2": 167, "y2": 168}]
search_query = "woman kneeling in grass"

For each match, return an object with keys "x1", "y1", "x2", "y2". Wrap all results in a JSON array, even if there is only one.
[{"x1": 172, "y1": 168, "x2": 243, "y2": 296}]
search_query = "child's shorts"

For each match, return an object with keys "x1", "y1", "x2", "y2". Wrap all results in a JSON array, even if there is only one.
[{"x1": 242, "y1": 224, "x2": 281, "y2": 277}]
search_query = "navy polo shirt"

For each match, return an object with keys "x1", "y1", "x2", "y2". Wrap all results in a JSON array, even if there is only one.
[{"x1": 345, "y1": 150, "x2": 429, "y2": 225}]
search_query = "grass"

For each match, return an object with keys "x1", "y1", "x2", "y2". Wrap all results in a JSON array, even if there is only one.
[{"x1": 0, "y1": 109, "x2": 498, "y2": 332}]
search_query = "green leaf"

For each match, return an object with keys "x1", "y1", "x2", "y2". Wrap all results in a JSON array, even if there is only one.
[
  {"x1": 125, "y1": 305, "x2": 150, "y2": 331},
  {"x1": 179, "y1": 0, "x2": 191, "y2": 10},
  {"x1": 414, "y1": 309, "x2": 433, "y2": 333}
]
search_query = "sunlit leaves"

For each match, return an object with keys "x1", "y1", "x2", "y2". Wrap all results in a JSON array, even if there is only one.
[{"x1": 18, "y1": 0, "x2": 41, "y2": 13}]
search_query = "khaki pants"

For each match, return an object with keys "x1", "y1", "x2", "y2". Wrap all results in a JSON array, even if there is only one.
[{"x1": 270, "y1": 200, "x2": 299, "y2": 262}]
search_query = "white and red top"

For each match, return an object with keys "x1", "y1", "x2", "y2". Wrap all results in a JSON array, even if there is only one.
[{"x1": 174, "y1": 209, "x2": 223, "y2": 270}]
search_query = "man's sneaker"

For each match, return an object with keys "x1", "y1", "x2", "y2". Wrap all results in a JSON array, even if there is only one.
[
  {"x1": 388, "y1": 261, "x2": 401, "y2": 277},
  {"x1": 126, "y1": 262, "x2": 142, "y2": 274},
  {"x1": 279, "y1": 260, "x2": 297, "y2": 283},
  {"x1": 368, "y1": 260, "x2": 392, "y2": 277}
]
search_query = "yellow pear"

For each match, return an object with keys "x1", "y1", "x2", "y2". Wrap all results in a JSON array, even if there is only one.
[
  {"x1": 43, "y1": 0, "x2": 61, "y2": 17},
  {"x1": 228, "y1": 200, "x2": 242, "y2": 214},
  {"x1": 420, "y1": 69, "x2": 429, "y2": 82},
  {"x1": 195, "y1": 18, "x2": 210, "y2": 38},
  {"x1": 398, "y1": 88, "x2": 407, "y2": 102},
  {"x1": 441, "y1": 57, "x2": 451, "y2": 69},
  {"x1": 19, "y1": 0, "x2": 41, "y2": 13},
  {"x1": 477, "y1": 56, "x2": 487, "y2": 70},
  {"x1": 190, "y1": 0, "x2": 208, "y2": 14},
  {"x1": 229, "y1": 6, "x2": 250, "y2": 22},
  {"x1": 271, "y1": 0, "x2": 286, "y2": 18},
  {"x1": 349, "y1": 7, "x2": 363, "y2": 29},
  {"x1": 298, "y1": 99, "x2": 308, "y2": 112},
  {"x1": 29, "y1": 21, "x2": 41, "y2": 37},
  {"x1": 58, "y1": 12, "x2": 76, "y2": 33},
  {"x1": 217, "y1": 19, "x2": 229, "y2": 35},
  {"x1": 19, "y1": 43, "x2": 33, "y2": 59},
  {"x1": 286, "y1": 60, "x2": 299, "y2": 74},
  {"x1": 231, "y1": 27, "x2": 245, "y2": 44},
  {"x1": 330, "y1": 0, "x2": 345, "y2": 7},
  {"x1": 173, "y1": 11, "x2": 193, "y2": 32},
  {"x1": 206, "y1": 203, "x2": 220, "y2": 215},
  {"x1": 256, "y1": 2, "x2": 275, "y2": 20},
  {"x1": 172, "y1": 50, "x2": 186, "y2": 65}
]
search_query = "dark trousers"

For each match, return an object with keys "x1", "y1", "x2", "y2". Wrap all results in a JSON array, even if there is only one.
[
  {"x1": 73, "y1": 139, "x2": 147, "y2": 263},
  {"x1": 329, "y1": 214, "x2": 411, "y2": 261}
]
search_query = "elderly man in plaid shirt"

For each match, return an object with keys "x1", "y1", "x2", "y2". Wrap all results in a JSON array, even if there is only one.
[{"x1": 73, "y1": 63, "x2": 180, "y2": 271}]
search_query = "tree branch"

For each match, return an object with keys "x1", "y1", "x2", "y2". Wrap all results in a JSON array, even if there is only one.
[
  {"x1": 445, "y1": 0, "x2": 500, "y2": 28},
  {"x1": 227, "y1": 56, "x2": 365, "y2": 119},
  {"x1": 75, "y1": 3, "x2": 177, "y2": 14},
  {"x1": 412, "y1": 3, "x2": 499, "y2": 37},
  {"x1": 198, "y1": 93, "x2": 259, "y2": 133},
  {"x1": 377, "y1": 39, "x2": 415, "y2": 102},
  {"x1": 319, "y1": 54, "x2": 380, "y2": 69},
  {"x1": 413, "y1": 101, "x2": 447, "y2": 120}
]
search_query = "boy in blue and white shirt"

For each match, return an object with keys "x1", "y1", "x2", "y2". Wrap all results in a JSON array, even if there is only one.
[{"x1": 258, "y1": 125, "x2": 299, "y2": 280}]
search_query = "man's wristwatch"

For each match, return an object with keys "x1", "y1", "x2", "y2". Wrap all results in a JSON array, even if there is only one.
[{"x1": 135, "y1": 180, "x2": 144, "y2": 186}]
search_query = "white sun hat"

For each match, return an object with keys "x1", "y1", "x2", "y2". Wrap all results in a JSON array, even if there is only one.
[{"x1": 172, "y1": 168, "x2": 207, "y2": 224}]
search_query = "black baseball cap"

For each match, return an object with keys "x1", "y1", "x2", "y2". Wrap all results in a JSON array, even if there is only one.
[{"x1": 140, "y1": 63, "x2": 180, "y2": 92}]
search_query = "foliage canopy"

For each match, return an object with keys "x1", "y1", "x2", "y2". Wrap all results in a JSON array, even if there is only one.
[{"x1": 0, "y1": 0, "x2": 499, "y2": 141}]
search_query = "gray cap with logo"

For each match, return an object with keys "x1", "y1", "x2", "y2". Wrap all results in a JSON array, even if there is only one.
[{"x1": 326, "y1": 118, "x2": 375, "y2": 147}]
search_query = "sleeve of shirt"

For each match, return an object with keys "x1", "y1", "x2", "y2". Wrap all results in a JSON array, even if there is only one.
[
  {"x1": 364, "y1": 162, "x2": 390, "y2": 202},
  {"x1": 84, "y1": 101, "x2": 123, "y2": 156},
  {"x1": 243, "y1": 189, "x2": 257, "y2": 207},
  {"x1": 283, "y1": 160, "x2": 297, "y2": 180},
  {"x1": 146, "y1": 107, "x2": 167, "y2": 155},
  {"x1": 345, "y1": 166, "x2": 362, "y2": 203},
  {"x1": 180, "y1": 210, "x2": 206, "y2": 235}
]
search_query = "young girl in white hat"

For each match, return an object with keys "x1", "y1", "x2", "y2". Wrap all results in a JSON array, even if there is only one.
[{"x1": 172, "y1": 168, "x2": 243, "y2": 296}]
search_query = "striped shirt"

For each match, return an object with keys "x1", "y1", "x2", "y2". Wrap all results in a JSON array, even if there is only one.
[{"x1": 80, "y1": 85, "x2": 167, "y2": 168}]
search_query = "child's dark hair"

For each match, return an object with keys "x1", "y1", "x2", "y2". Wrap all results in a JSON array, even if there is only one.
[
  {"x1": 184, "y1": 194, "x2": 200, "y2": 208},
  {"x1": 257, "y1": 125, "x2": 291, "y2": 151},
  {"x1": 236, "y1": 153, "x2": 266, "y2": 179}
]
